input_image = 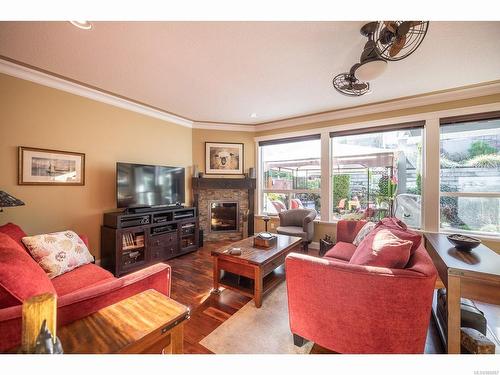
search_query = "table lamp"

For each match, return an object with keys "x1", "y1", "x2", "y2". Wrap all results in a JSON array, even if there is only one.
[{"x1": 0, "y1": 191, "x2": 25, "y2": 212}]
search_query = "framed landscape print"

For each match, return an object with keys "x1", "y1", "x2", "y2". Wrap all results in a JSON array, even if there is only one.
[
  {"x1": 205, "y1": 142, "x2": 244, "y2": 175},
  {"x1": 18, "y1": 146, "x2": 85, "y2": 185}
]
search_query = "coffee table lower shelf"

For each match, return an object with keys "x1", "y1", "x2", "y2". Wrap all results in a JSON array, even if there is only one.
[
  {"x1": 218, "y1": 265, "x2": 286, "y2": 298},
  {"x1": 213, "y1": 264, "x2": 286, "y2": 307}
]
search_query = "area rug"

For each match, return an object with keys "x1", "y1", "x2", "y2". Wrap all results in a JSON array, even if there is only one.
[{"x1": 199, "y1": 282, "x2": 314, "y2": 354}]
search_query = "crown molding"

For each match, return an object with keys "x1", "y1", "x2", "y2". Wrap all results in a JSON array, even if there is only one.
[
  {"x1": 253, "y1": 102, "x2": 500, "y2": 142},
  {"x1": 192, "y1": 121, "x2": 256, "y2": 132},
  {"x1": 0, "y1": 58, "x2": 194, "y2": 128},
  {"x1": 253, "y1": 81, "x2": 500, "y2": 132},
  {"x1": 2, "y1": 58, "x2": 499, "y2": 133}
]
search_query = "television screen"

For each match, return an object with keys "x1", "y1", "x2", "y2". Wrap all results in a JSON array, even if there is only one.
[{"x1": 116, "y1": 163, "x2": 185, "y2": 208}]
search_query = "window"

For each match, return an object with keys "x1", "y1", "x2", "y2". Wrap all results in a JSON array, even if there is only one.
[
  {"x1": 259, "y1": 135, "x2": 321, "y2": 216},
  {"x1": 330, "y1": 123, "x2": 423, "y2": 228},
  {"x1": 256, "y1": 110, "x2": 500, "y2": 239},
  {"x1": 439, "y1": 114, "x2": 500, "y2": 236}
]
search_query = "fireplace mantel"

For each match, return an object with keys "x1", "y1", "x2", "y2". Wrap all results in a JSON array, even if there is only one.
[
  {"x1": 192, "y1": 177, "x2": 256, "y2": 238},
  {"x1": 191, "y1": 177, "x2": 256, "y2": 191}
]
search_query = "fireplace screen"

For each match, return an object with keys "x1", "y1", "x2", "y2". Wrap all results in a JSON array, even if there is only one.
[{"x1": 210, "y1": 201, "x2": 239, "y2": 232}]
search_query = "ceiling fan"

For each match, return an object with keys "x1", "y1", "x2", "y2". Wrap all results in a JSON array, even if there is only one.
[
  {"x1": 375, "y1": 21, "x2": 429, "y2": 61},
  {"x1": 332, "y1": 64, "x2": 370, "y2": 97},
  {"x1": 332, "y1": 21, "x2": 429, "y2": 97}
]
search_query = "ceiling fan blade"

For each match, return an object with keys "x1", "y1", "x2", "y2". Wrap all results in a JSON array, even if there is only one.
[
  {"x1": 389, "y1": 35, "x2": 406, "y2": 57},
  {"x1": 352, "y1": 83, "x2": 368, "y2": 90},
  {"x1": 340, "y1": 84, "x2": 353, "y2": 90},
  {"x1": 384, "y1": 21, "x2": 397, "y2": 33}
]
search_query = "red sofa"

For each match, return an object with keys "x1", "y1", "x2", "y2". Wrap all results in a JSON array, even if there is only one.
[
  {"x1": 286, "y1": 220, "x2": 437, "y2": 353},
  {"x1": 0, "y1": 223, "x2": 171, "y2": 353}
]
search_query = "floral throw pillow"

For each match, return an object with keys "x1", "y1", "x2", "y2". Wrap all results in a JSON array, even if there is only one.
[
  {"x1": 22, "y1": 230, "x2": 94, "y2": 278},
  {"x1": 352, "y1": 221, "x2": 376, "y2": 246}
]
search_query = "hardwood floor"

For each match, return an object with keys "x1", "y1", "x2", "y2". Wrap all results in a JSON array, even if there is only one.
[
  {"x1": 168, "y1": 240, "x2": 251, "y2": 354},
  {"x1": 168, "y1": 241, "x2": 444, "y2": 354}
]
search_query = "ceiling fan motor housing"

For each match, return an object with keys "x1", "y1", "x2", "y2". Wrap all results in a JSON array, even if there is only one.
[{"x1": 379, "y1": 28, "x2": 395, "y2": 45}]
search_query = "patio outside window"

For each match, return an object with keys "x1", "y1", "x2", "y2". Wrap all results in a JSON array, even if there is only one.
[
  {"x1": 439, "y1": 115, "x2": 500, "y2": 236},
  {"x1": 259, "y1": 135, "x2": 321, "y2": 217},
  {"x1": 330, "y1": 123, "x2": 423, "y2": 228}
]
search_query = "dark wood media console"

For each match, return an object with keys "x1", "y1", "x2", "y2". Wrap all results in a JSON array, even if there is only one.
[{"x1": 101, "y1": 207, "x2": 199, "y2": 276}]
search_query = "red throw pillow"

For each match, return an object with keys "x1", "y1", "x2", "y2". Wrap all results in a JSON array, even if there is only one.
[
  {"x1": 376, "y1": 217, "x2": 408, "y2": 230},
  {"x1": 349, "y1": 229, "x2": 413, "y2": 269},
  {"x1": 0, "y1": 222, "x2": 27, "y2": 249},
  {"x1": 375, "y1": 217, "x2": 422, "y2": 254},
  {"x1": 0, "y1": 233, "x2": 56, "y2": 308}
]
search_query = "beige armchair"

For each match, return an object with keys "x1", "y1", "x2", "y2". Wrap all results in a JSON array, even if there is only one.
[{"x1": 277, "y1": 208, "x2": 317, "y2": 253}]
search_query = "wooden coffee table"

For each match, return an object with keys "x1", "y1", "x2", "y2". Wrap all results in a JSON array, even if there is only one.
[
  {"x1": 211, "y1": 234, "x2": 302, "y2": 308},
  {"x1": 423, "y1": 233, "x2": 500, "y2": 354},
  {"x1": 57, "y1": 289, "x2": 190, "y2": 354}
]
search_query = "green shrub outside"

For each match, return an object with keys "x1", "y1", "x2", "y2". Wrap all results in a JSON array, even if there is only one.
[{"x1": 333, "y1": 174, "x2": 350, "y2": 208}]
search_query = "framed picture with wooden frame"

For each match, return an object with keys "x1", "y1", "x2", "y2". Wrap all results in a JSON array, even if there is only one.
[
  {"x1": 205, "y1": 142, "x2": 244, "y2": 175},
  {"x1": 18, "y1": 146, "x2": 86, "y2": 186}
]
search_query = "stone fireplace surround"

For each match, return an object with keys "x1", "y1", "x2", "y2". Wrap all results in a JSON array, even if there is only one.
[{"x1": 192, "y1": 177, "x2": 256, "y2": 242}]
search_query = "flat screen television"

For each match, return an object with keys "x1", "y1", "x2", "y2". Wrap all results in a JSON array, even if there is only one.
[{"x1": 116, "y1": 162, "x2": 185, "y2": 209}]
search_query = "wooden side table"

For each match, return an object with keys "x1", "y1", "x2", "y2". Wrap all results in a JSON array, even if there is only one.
[
  {"x1": 423, "y1": 233, "x2": 500, "y2": 354},
  {"x1": 57, "y1": 289, "x2": 189, "y2": 354}
]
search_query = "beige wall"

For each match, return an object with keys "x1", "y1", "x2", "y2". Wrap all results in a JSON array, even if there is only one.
[
  {"x1": 0, "y1": 73, "x2": 193, "y2": 259},
  {"x1": 192, "y1": 128, "x2": 255, "y2": 177}
]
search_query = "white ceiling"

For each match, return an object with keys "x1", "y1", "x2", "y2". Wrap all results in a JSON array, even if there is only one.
[{"x1": 0, "y1": 21, "x2": 499, "y2": 125}]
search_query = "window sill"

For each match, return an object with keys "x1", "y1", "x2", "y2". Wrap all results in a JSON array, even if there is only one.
[
  {"x1": 255, "y1": 215, "x2": 500, "y2": 241},
  {"x1": 254, "y1": 214, "x2": 336, "y2": 225}
]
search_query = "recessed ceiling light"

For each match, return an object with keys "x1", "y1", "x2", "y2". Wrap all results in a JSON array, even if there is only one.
[
  {"x1": 250, "y1": 113, "x2": 258, "y2": 118},
  {"x1": 69, "y1": 21, "x2": 92, "y2": 30}
]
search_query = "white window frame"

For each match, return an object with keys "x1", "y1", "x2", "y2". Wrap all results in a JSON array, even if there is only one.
[
  {"x1": 438, "y1": 117, "x2": 500, "y2": 238},
  {"x1": 258, "y1": 137, "x2": 322, "y2": 215},
  {"x1": 255, "y1": 101, "x2": 500, "y2": 240},
  {"x1": 329, "y1": 123, "x2": 425, "y2": 228}
]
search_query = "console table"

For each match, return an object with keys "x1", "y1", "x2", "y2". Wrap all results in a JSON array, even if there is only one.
[
  {"x1": 423, "y1": 233, "x2": 500, "y2": 354},
  {"x1": 57, "y1": 290, "x2": 189, "y2": 354}
]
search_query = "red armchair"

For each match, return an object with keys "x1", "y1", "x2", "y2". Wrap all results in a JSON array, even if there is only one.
[
  {"x1": 0, "y1": 223, "x2": 171, "y2": 352},
  {"x1": 285, "y1": 220, "x2": 437, "y2": 353}
]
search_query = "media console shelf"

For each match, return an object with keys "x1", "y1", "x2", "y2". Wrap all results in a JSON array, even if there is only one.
[{"x1": 101, "y1": 207, "x2": 199, "y2": 276}]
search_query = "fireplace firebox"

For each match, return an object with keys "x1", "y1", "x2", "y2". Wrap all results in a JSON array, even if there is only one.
[{"x1": 210, "y1": 201, "x2": 239, "y2": 232}]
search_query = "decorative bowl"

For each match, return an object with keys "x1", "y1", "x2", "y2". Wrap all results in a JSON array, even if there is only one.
[{"x1": 447, "y1": 234, "x2": 481, "y2": 252}]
